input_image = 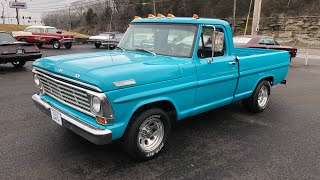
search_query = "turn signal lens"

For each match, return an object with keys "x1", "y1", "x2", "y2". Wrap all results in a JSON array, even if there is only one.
[
  {"x1": 39, "y1": 88, "x2": 44, "y2": 94},
  {"x1": 192, "y1": 14, "x2": 199, "y2": 19},
  {"x1": 148, "y1": 14, "x2": 155, "y2": 18},
  {"x1": 96, "y1": 116, "x2": 106, "y2": 125},
  {"x1": 167, "y1": 13, "x2": 175, "y2": 18},
  {"x1": 134, "y1": 16, "x2": 141, "y2": 19},
  {"x1": 156, "y1": 13, "x2": 165, "y2": 18}
]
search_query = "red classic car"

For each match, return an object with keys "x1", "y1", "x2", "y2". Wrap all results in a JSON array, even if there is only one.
[
  {"x1": 233, "y1": 35, "x2": 297, "y2": 61},
  {"x1": 12, "y1": 26, "x2": 75, "y2": 49}
]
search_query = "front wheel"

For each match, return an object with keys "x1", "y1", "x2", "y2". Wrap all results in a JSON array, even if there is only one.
[
  {"x1": 11, "y1": 61, "x2": 26, "y2": 68},
  {"x1": 242, "y1": 80, "x2": 271, "y2": 113},
  {"x1": 124, "y1": 108, "x2": 171, "y2": 161},
  {"x1": 64, "y1": 43, "x2": 72, "y2": 49},
  {"x1": 52, "y1": 40, "x2": 61, "y2": 49}
]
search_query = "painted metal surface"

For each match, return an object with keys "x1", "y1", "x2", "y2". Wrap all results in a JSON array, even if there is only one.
[{"x1": 32, "y1": 17, "x2": 290, "y2": 141}]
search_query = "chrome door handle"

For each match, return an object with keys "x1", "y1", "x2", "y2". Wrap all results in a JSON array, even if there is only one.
[{"x1": 228, "y1": 62, "x2": 236, "y2": 65}]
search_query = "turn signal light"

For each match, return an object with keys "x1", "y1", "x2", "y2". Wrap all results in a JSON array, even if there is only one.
[
  {"x1": 156, "y1": 13, "x2": 165, "y2": 18},
  {"x1": 39, "y1": 88, "x2": 44, "y2": 94},
  {"x1": 192, "y1": 14, "x2": 199, "y2": 19},
  {"x1": 148, "y1": 14, "x2": 155, "y2": 18},
  {"x1": 96, "y1": 116, "x2": 106, "y2": 125},
  {"x1": 134, "y1": 16, "x2": 141, "y2": 19},
  {"x1": 167, "y1": 13, "x2": 175, "y2": 18}
]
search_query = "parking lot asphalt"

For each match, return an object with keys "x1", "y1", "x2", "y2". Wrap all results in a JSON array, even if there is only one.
[{"x1": 1, "y1": 45, "x2": 320, "y2": 179}]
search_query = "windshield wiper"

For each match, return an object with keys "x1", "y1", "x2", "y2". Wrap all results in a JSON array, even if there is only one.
[{"x1": 135, "y1": 48, "x2": 156, "y2": 56}]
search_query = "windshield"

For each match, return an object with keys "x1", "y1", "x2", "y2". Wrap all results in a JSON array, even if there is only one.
[
  {"x1": 47, "y1": 28, "x2": 58, "y2": 33},
  {"x1": 118, "y1": 24, "x2": 197, "y2": 57},
  {"x1": 0, "y1": 33, "x2": 16, "y2": 43}
]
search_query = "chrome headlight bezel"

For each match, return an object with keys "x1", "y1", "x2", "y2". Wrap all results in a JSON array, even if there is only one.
[{"x1": 90, "y1": 93, "x2": 114, "y2": 125}]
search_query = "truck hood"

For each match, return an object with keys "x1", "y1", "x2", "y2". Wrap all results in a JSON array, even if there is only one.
[{"x1": 33, "y1": 50, "x2": 182, "y2": 92}]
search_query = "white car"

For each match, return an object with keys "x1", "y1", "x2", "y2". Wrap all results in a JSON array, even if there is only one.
[{"x1": 88, "y1": 32, "x2": 123, "y2": 49}]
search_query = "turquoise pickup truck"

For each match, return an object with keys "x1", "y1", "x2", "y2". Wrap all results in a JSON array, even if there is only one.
[{"x1": 32, "y1": 14, "x2": 290, "y2": 160}]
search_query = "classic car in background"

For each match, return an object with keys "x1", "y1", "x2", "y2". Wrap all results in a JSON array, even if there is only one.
[
  {"x1": 233, "y1": 35, "x2": 297, "y2": 61},
  {"x1": 0, "y1": 31, "x2": 42, "y2": 68},
  {"x1": 88, "y1": 32, "x2": 124, "y2": 49},
  {"x1": 12, "y1": 26, "x2": 75, "y2": 49}
]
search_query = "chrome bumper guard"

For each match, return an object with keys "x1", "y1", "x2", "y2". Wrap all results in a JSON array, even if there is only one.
[{"x1": 32, "y1": 94, "x2": 112, "y2": 145}]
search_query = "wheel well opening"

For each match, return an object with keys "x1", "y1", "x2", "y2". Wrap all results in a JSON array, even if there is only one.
[
  {"x1": 262, "y1": 76, "x2": 274, "y2": 86},
  {"x1": 130, "y1": 100, "x2": 177, "y2": 126},
  {"x1": 49, "y1": 38, "x2": 59, "y2": 44}
]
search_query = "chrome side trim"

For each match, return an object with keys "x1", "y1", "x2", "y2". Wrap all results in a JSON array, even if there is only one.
[
  {"x1": 33, "y1": 68, "x2": 102, "y2": 92},
  {"x1": 32, "y1": 94, "x2": 111, "y2": 136}
]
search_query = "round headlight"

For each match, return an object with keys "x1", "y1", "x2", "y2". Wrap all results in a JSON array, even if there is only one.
[
  {"x1": 34, "y1": 74, "x2": 40, "y2": 87},
  {"x1": 92, "y1": 96, "x2": 101, "y2": 113}
]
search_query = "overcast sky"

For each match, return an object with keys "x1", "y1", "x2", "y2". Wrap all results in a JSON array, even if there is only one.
[{"x1": 1, "y1": 0, "x2": 80, "y2": 25}]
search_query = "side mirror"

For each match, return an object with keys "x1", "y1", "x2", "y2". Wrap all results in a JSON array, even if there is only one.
[{"x1": 56, "y1": 30, "x2": 62, "y2": 34}]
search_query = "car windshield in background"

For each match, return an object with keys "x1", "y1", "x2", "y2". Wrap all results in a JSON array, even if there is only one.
[
  {"x1": 0, "y1": 33, "x2": 17, "y2": 44},
  {"x1": 118, "y1": 24, "x2": 197, "y2": 57},
  {"x1": 47, "y1": 28, "x2": 58, "y2": 33},
  {"x1": 233, "y1": 37, "x2": 252, "y2": 44}
]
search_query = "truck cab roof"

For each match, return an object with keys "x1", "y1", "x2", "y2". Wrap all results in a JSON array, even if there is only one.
[{"x1": 132, "y1": 17, "x2": 230, "y2": 26}]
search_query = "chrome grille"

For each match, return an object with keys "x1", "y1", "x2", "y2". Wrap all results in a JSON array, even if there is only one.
[{"x1": 35, "y1": 70, "x2": 94, "y2": 117}]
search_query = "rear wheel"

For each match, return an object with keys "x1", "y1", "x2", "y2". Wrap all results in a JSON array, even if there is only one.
[
  {"x1": 64, "y1": 43, "x2": 72, "y2": 49},
  {"x1": 242, "y1": 80, "x2": 271, "y2": 113},
  {"x1": 95, "y1": 43, "x2": 101, "y2": 48},
  {"x1": 11, "y1": 61, "x2": 26, "y2": 68},
  {"x1": 19, "y1": 38, "x2": 28, "y2": 43},
  {"x1": 124, "y1": 108, "x2": 171, "y2": 161},
  {"x1": 52, "y1": 40, "x2": 61, "y2": 49}
]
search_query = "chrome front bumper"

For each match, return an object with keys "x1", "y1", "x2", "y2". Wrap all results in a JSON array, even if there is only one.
[{"x1": 32, "y1": 94, "x2": 112, "y2": 145}]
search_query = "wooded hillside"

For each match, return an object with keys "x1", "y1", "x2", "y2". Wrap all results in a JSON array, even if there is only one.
[{"x1": 42, "y1": 0, "x2": 319, "y2": 35}]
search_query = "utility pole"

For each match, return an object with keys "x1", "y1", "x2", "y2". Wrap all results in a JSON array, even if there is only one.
[
  {"x1": 153, "y1": 0, "x2": 156, "y2": 15},
  {"x1": 15, "y1": 0, "x2": 20, "y2": 25},
  {"x1": 251, "y1": 0, "x2": 262, "y2": 35},
  {"x1": 1, "y1": 3, "x2": 5, "y2": 24},
  {"x1": 68, "y1": 8, "x2": 71, "y2": 31},
  {"x1": 232, "y1": 0, "x2": 236, "y2": 34}
]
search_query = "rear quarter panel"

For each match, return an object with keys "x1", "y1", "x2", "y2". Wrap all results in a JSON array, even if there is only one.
[{"x1": 233, "y1": 47, "x2": 290, "y2": 101}]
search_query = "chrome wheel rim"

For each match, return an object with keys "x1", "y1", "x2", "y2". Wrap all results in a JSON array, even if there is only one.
[
  {"x1": 258, "y1": 85, "x2": 269, "y2": 108},
  {"x1": 53, "y1": 42, "x2": 59, "y2": 48},
  {"x1": 12, "y1": 62, "x2": 19, "y2": 65},
  {"x1": 137, "y1": 117, "x2": 164, "y2": 152}
]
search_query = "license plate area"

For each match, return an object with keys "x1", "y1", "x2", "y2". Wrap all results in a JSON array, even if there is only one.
[
  {"x1": 16, "y1": 49, "x2": 24, "y2": 54},
  {"x1": 50, "y1": 108, "x2": 62, "y2": 126}
]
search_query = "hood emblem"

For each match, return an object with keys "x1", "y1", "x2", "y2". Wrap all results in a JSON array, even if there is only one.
[
  {"x1": 58, "y1": 69, "x2": 63, "y2": 73},
  {"x1": 114, "y1": 79, "x2": 136, "y2": 87},
  {"x1": 75, "y1": 74, "x2": 81, "y2": 78}
]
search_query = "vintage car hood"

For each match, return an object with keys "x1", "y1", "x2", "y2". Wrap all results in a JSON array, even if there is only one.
[{"x1": 33, "y1": 50, "x2": 182, "y2": 92}]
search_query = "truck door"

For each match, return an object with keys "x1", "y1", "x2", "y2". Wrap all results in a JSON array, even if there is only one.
[{"x1": 194, "y1": 25, "x2": 238, "y2": 114}]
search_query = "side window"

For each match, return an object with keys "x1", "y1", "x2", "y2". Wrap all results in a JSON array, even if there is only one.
[
  {"x1": 260, "y1": 38, "x2": 275, "y2": 45},
  {"x1": 198, "y1": 27, "x2": 225, "y2": 58},
  {"x1": 25, "y1": 28, "x2": 35, "y2": 32},
  {"x1": 34, "y1": 28, "x2": 44, "y2": 33}
]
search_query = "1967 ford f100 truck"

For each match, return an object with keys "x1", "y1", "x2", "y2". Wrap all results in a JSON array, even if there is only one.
[{"x1": 32, "y1": 14, "x2": 289, "y2": 160}]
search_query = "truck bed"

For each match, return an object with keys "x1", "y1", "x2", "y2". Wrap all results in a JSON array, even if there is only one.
[{"x1": 233, "y1": 47, "x2": 290, "y2": 101}]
